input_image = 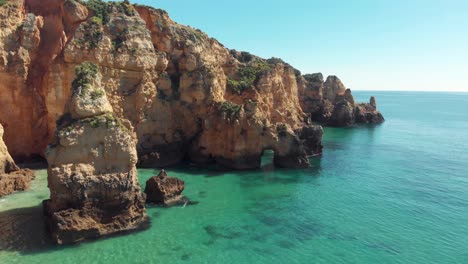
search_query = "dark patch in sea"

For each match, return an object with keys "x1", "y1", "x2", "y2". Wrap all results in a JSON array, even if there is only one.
[
  {"x1": 365, "y1": 241, "x2": 401, "y2": 255},
  {"x1": 251, "y1": 234, "x2": 267, "y2": 242},
  {"x1": 180, "y1": 253, "x2": 191, "y2": 261},
  {"x1": 204, "y1": 225, "x2": 244, "y2": 240},
  {"x1": 277, "y1": 239, "x2": 295, "y2": 249},
  {"x1": 171, "y1": 245, "x2": 182, "y2": 252},
  {"x1": 326, "y1": 233, "x2": 358, "y2": 241}
]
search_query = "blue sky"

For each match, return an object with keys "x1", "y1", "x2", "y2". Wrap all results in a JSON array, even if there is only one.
[{"x1": 134, "y1": 0, "x2": 468, "y2": 91}]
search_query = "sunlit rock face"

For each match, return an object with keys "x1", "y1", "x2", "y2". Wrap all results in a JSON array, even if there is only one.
[
  {"x1": 0, "y1": 0, "x2": 329, "y2": 168},
  {"x1": 43, "y1": 62, "x2": 147, "y2": 244}
]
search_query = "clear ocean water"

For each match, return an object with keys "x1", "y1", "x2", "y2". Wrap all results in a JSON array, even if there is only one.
[{"x1": 1, "y1": 91, "x2": 467, "y2": 264}]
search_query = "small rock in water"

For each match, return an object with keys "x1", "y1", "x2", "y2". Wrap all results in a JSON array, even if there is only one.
[{"x1": 144, "y1": 170, "x2": 185, "y2": 206}]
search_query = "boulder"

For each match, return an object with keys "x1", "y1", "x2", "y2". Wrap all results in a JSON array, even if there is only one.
[{"x1": 145, "y1": 170, "x2": 185, "y2": 205}]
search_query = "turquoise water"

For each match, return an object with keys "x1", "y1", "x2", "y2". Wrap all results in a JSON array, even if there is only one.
[{"x1": 1, "y1": 92, "x2": 468, "y2": 263}]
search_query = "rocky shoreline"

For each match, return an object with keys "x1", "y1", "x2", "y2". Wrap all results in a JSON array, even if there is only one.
[
  {"x1": 0, "y1": 0, "x2": 384, "y2": 244},
  {"x1": 0, "y1": 124, "x2": 35, "y2": 197}
]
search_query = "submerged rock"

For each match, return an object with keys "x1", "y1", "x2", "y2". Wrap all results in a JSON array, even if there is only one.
[
  {"x1": 0, "y1": 124, "x2": 35, "y2": 197},
  {"x1": 43, "y1": 63, "x2": 148, "y2": 245},
  {"x1": 145, "y1": 170, "x2": 185, "y2": 206}
]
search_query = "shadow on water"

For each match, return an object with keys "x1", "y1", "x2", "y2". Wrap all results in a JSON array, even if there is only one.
[
  {"x1": 0, "y1": 204, "x2": 152, "y2": 255},
  {"x1": 0, "y1": 205, "x2": 55, "y2": 253}
]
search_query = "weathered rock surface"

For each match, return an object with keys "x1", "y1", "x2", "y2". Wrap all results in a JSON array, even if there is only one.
[
  {"x1": 0, "y1": 124, "x2": 35, "y2": 197},
  {"x1": 0, "y1": 0, "x2": 367, "y2": 169},
  {"x1": 43, "y1": 62, "x2": 147, "y2": 244},
  {"x1": 299, "y1": 75, "x2": 385, "y2": 126},
  {"x1": 144, "y1": 169, "x2": 185, "y2": 206}
]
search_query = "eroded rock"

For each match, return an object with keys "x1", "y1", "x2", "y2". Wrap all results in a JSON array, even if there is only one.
[
  {"x1": 43, "y1": 62, "x2": 147, "y2": 244},
  {"x1": 0, "y1": 124, "x2": 35, "y2": 197},
  {"x1": 0, "y1": 1, "x2": 326, "y2": 169},
  {"x1": 144, "y1": 170, "x2": 185, "y2": 205},
  {"x1": 299, "y1": 75, "x2": 384, "y2": 126}
]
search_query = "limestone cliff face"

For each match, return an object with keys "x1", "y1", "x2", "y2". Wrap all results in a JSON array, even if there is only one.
[
  {"x1": 299, "y1": 74, "x2": 384, "y2": 126},
  {"x1": 0, "y1": 0, "x2": 330, "y2": 169},
  {"x1": 43, "y1": 62, "x2": 147, "y2": 244},
  {"x1": 0, "y1": 124, "x2": 35, "y2": 197}
]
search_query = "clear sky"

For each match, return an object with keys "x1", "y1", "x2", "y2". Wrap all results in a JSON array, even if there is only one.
[{"x1": 133, "y1": 0, "x2": 468, "y2": 91}]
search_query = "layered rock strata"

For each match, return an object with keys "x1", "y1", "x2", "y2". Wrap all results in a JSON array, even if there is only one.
[
  {"x1": 43, "y1": 62, "x2": 148, "y2": 244},
  {"x1": 0, "y1": 124, "x2": 35, "y2": 197},
  {"x1": 0, "y1": 0, "x2": 383, "y2": 169},
  {"x1": 144, "y1": 169, "x2": 185, "y2": 206}
]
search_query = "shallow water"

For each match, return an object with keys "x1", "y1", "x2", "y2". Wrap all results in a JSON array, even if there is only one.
[{"x1": 1, "y1": 91, "x2": 468, "y2": 263}]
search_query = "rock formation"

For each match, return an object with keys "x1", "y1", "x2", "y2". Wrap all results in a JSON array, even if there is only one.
[
  {"x1": 144, "y1": 169, "x2": 185, "y2": 206},
  {"x1": 0, "y1": 124, "x2": 35, "y2": 197},
  {"x1": 43, "y1": 62, "x2": 148, "y2": 244},
  {"x1": 299, "y1": 74, "x2": 384, "y2": 126},
  {"x1": 0, "y1": 0, "x2": 384, "y2": 169}
]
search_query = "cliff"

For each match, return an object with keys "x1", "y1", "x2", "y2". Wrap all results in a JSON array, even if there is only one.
[{"x1": 0, "y1": 0, "x2": 382, "y2": 169}]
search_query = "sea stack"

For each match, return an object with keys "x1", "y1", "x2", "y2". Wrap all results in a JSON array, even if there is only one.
[
  {"x1": 43, "y1": 62, "x2": 148, "y2": 244},
  {"x1": 145, "y1": 170, "x2": 185, "y2": 206},
  {"x1": 0, "y1": 124, "x2": 35, "y2": 197},
  {"x1": 299, "y1": 74, "x2": 384, "y2": 126}
]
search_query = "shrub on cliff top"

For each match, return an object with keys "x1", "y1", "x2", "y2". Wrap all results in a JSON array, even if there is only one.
[
  {"x1": 74, "y1": 17, "x2": 103, "y2": 49},
  {"x1": 227, "y1": 60, "x2": 272, "y2": 95},
  {"x1": 79, "y1": 0, "x2": 111, "y2": 24},
  {"x1": 72, "y1": 62, "x2": 99, "y2": 95},
  {"x1": 78, "y1": 0, "x2": 135, "y2": 23},
  {"x1": 0, "y1": 0, "x2": 8, "y2": 7}
]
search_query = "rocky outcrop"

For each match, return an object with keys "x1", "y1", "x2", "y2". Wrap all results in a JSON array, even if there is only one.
[
  {"x1": 43, "y1": 62, "x2": 147, "y2": 244},
  {"x1": 299, "y1": 74, "x2": 384, "y2": 126},
  {"x1": 0, "y1": 124, "x2": 35, "y2": 197},
  {"x1": 144, "y1": 169, "x2": 185, "y2": 206},
  {"x1": 0, "y1": 0, "x2": 331, "y2": 169}
]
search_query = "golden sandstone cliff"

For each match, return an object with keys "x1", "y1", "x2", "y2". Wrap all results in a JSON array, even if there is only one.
[
  {"x1": 0, "y1": 0, "x2": 329, "y2": 169},
  {"x1": 0, "y1": 0, "x2": 384, "y2": 244},
  {"x1": 0, "y1": 0, "x2": 383, "y2": 168}
]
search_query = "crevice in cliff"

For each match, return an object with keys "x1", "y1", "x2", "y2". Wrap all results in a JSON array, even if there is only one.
[{"x1": 21, "y1": 0, "x2": 87, "y2": 159}]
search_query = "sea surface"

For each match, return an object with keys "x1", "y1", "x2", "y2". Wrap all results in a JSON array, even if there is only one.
[{"x1": 1, "y1": 91, "x2": 467, "y2": 264}]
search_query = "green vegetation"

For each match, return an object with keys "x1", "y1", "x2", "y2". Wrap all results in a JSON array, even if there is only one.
[
  {"x1": 90, "y1": 89, "x2": 104, "y2": 100},
  {"x1": 218, "y1": 101, "x2": 242, "y2": 119},
  {"x1": 276, "y1": 123, "x2": 288, "y2": 137},
  {"x1": 62, "y1": 113, "x2": 125, "y2": 132},
  {"x1": 77, "y1": 0, "x2": 135, "y2": 24},
  {"x1": 227, "y1": 60, "x2": 272, "y2": 95},
  {"x1": 118, "y1": 0, "x2": 135, "y2": 16},
  {"x1": 79, "y1": 0, "x2": 111, "y2": 24},
  {"x1": 267, "y1": 57, "x2": 302, "y2": 78},
  {"x1": 74, "y1": 17, "x2": 103, "y2": 49},
  {"x1": 111, "y1": 31, "x2": 127, "y2": 52},
  {"x1": 0, "y1": 0, "x2": 8, "y2": 7},
  {"x1": 72, "y1": 62, "x2": 99, "y2": 96}
]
